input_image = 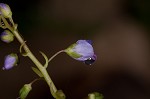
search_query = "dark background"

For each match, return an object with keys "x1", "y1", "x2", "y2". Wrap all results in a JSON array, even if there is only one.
[{"x1": 0, "y1": 0, "x2": 150, "y2": 99}]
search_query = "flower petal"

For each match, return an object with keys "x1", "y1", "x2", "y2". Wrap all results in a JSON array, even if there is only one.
[
  {"x1": 2, "y1": 53, "x2": 18, "y2": 70},
  {"x1": 1, "y1": 30, "x2": 14, "y2": 43},
  {"x1": 65, "y1": 40, "x2": 96, "y2": 64},
  {"x1": 0, "y1": 3, "x2": 12, "y2": 18}
]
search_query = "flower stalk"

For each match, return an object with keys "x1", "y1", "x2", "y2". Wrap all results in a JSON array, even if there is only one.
[
  {"x1": 48, "y1": 50, "x2": 65, "y2": 62},
  {"x1": 0, "y1": 3, "x2": 98, "y2": 99},
  {"x1": 1, "y1": 12, "x2": 58, "y2": 98}
]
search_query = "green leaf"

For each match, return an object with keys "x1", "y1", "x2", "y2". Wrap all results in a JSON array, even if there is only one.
[
  {"x1": 39, "y1": 51, "x2": 49, "y2": 68},
  {"x1": 19, "y1": 41, "x2": 28, "y2": 57},
  {"x1": 31, "y1": 67, "x2": 43, "y2": 77}
]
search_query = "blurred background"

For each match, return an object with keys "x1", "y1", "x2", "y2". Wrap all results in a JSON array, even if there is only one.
[{"x1": 0, "y1": 0, "x2": 150, "y2": 99}]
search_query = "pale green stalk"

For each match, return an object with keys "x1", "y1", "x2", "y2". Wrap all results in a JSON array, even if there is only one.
[
  {"x1": 48, "y1": 50, "x2": 65, "y2": 62},
  {"x1": 1, "y1": 16, "x2": 57, "y2": 96}
]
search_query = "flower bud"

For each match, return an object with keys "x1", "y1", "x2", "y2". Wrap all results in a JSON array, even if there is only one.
[
  {"x1": 65, "y1": 40, "x2": 97, "y2": 65},
  {"x1": 19, "y1": 84, "x2": 32, "y2": 99},
  {"x1": 0, "y1": 3, "x2": 12, "y2": 18},
  {"x1": 88, "y1": 92, "x2": 103, "y2": 99},
  {"x1": 2, "y1": 53, "x2": 18, "y2": 70},
  {"x1": 1, "y1": 30, "x2": 14, "y2": 43}
]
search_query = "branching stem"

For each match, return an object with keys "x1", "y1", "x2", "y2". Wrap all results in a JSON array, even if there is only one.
[{"x1": 1, "y1": 16, "x2": 58, "y2": 97}]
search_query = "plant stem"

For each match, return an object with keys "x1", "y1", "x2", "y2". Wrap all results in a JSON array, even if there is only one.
[
  {"x1": 15, "y1": 31, "x2": 57, "y2": 94},
  {"x1": 15, "y1": 31, "x2": 58, "y2": 94},
  {"x1": 48, "y1": 50, "x2": 65, "y2": 62},
  {"x1": 2, "y1": 16, "x2": 58, "y2": 96}
]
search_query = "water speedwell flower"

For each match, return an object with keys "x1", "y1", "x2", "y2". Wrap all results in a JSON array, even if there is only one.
[
  {"x1": 2, "y1": 53, "x2": 18, "y2": 70},
  {"x1": 1, "y1": 30, "x2": 14, "y2": 43},
  {"x1": 0, "y1": 3, "x2": 12, "y2": 18},
  {"x1": 65, "y1": 40, "x2": 96, "y2": 65}
]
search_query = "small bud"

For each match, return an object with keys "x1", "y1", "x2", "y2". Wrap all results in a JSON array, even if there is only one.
[
  {"x1": 19, "y1": 84, "x2": 32, "y2": 99},
  {"x1": 55, "y1": 90, "x2": 66, "y2": 99},
  {"x1": 88, "y1": 92, "x2": 104, "y2": 99},
  {"x1": 1, "y1": 30, "x2": 14, "y2": 43},
  {"x1": 0, "y1": 3, "x2": 12, "y2": 18},
  {"x1": 65, "y1": 40, "x2": 97, "y2": 65},
  {"x1": 2, "y1": 53, "x2": 18, "y2": 70}
]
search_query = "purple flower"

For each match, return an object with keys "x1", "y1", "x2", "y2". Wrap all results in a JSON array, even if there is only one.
[
  {"x1": 2, "y1": 53, "x2": 18, "y2": 70},
  {"x1": 1, "y1": 30, "x2": 14, "y2": 43},
  {"x1": 65, "y1": 40, "x2": 97, "y2": 65},
  {"x1": 0, "y1": 3, "x2": 12, "y2": 18}
]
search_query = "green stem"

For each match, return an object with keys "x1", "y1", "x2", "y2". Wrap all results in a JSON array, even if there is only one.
[
  {"x1": 27, "y1": 51, "x2": 57, "y2": 92},
  {"x1": 48, "y1": 50, "x2": 65, "y2": 62},
  {"x1": 2, "y1": 16, "x2": 58, "y2": 96},
  {"x1": 30, "y1": 78, "x2": 43, "y2": 85}
]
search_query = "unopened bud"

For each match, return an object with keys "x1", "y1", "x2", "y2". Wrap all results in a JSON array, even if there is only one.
[
  {"x1": 65, "y1": 40, "x2": 96, "y2": 65},
  {"x1": 2, "y1": 53, "x2": 18, "y2": 70},
  {"x1": 19, "y1": 84, "x2": 32, "y2": 99},
  {"x1": 1, "y1": 30, "x2": 14, "y2": 43},
  {"x1": 0, "y1": 3, "x2": 12, "y2": 18},
  {"x1": 88, "y1": 92, "x2": 104, "y2": 99}
]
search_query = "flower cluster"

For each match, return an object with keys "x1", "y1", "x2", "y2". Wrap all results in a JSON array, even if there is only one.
[
  {"x1": 0, "y1": 2, "x2": 99, "y2": 99},
  {"x1": 0, "y1": 3, "x2": 18, "y2": 70}
]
